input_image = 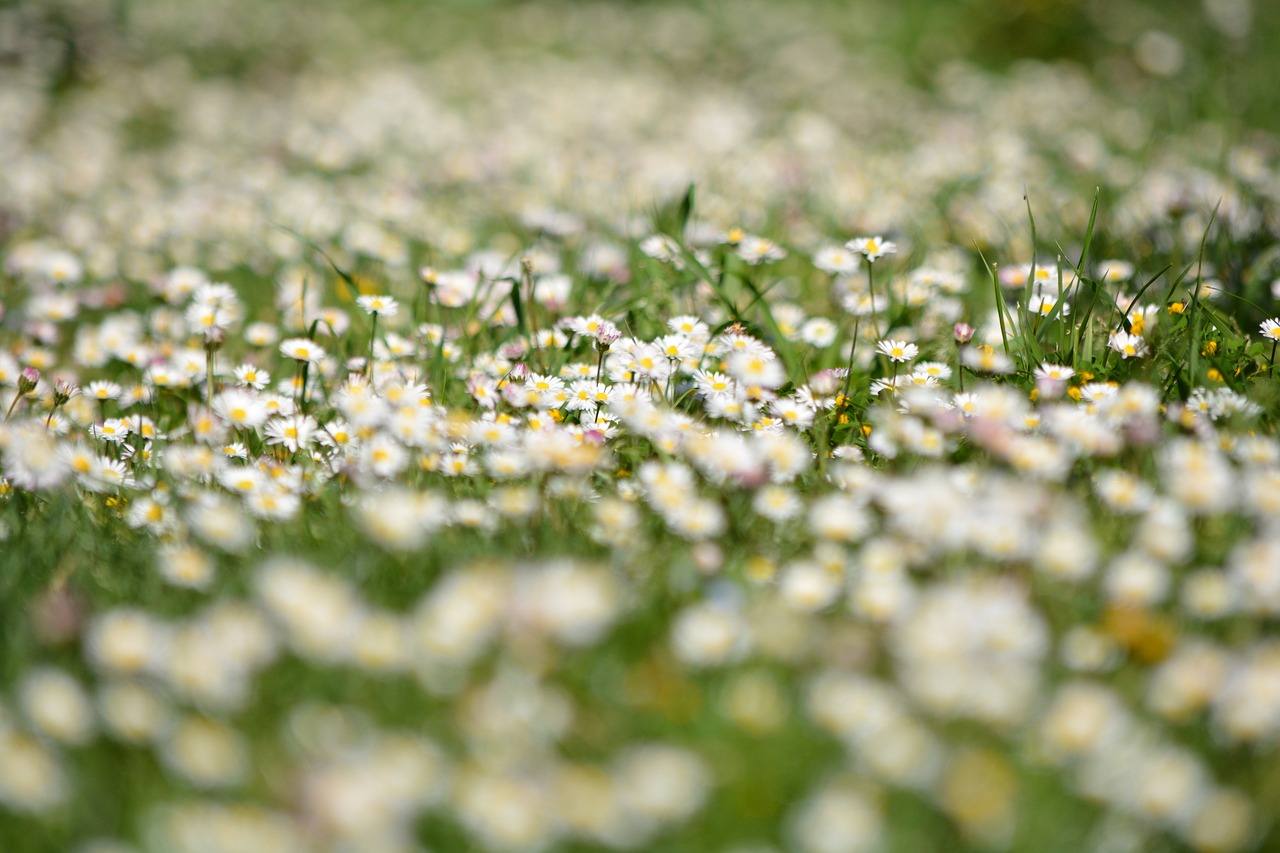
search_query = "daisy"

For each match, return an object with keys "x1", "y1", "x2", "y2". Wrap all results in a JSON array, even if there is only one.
[
  {"x1": 120, "y1": 384, "x2": 153, "y2": 408},
  {"x1": 184, "y1": 302, "x2": 238, "y2": 337},
  {"x1": 1108, "y1": 331, "x2": 1148, "y2": 359},
  {"x1": 876, "y1": 339, "x2": 918, "y2": 363},
  {"x1": 727, "y1": 352, "x2": 785, "y2": 389},
  {"x1": 264, "y1": 414, "x2": 319, "y2": 452},
  {"x1": 244, "y1": 322, "x2": 279, "y2": 347},
  {"x1": 913, "y1": 361, "x2": 952, "y2": 380},
  {"x1": 144, "y1": 362, "x2": 187, "y2": 389},
  {"x1": 716, "y1": 330, "x2": 769, "y2": 357},
  {"x1": 158, "y1": 267, "x2": 205, "y2": 305},
  {"x1": 84, "y1": 380, "x2": 122, "y2": 402},
  {"x1": 707, "y1": 394, "x2": 752, "y2": 421},
  {"x1": 565, "y1": 381, "x2": 611, "y2": 412},
  {"x1": 356, "y1": 294, "x2": 399, "y2": 316},
  {"x1": 1028, "y1": 293, "x2": 1068, "y2": 317},
  {"x1": 246, "y1": 486, "x2": 301, "y2": 520},
  {"x1": 375, "y1": 332, "x2": 416, "y2": 360},
  {"x1": 812, "y1": 246, "x2": 860, "y2": 275},
  {"x1": 847, "y1": 235, "x2": 897, "y2": 262},
  {"x1": 1035, "y1": 363, "x2": 1076, "y2": 382},
  {"x1": 212, "y1": 389, "x2": 269, "y2": 429},
  {"x1": 736, "y1": 235, "x2": 787, "y2": 265},
  {"x1": 1260, "y1": 318, "x2": 1280, "y2": 341},
  {"x1": 439, "y1": 444, "x2": 476, "y2": 477},
  {"x1": 278, "y1": 338, "x2": 326, "y2": 364},
  {"x1": 639, "y1": 234, "x2": 683, "y2": 265},
  {"x1": 563, "y1": 361, "x2": 599, "y2": 380},
  {"x1": 187, "y1": 407, "x2": 225, "y2": 444},
  {"x1": 630, "y1": 344, "x2": 673, "y2": 381},
  {"x1": 796, "y1": 384, "x2": 837, "y2": 411},
  {"x1": 962, "y1": 346, "x2": 1014, "y2": 374},
  {"x1": 668, "y1": 315, "x2": 710, "y2": 339},
  {"x1": 564, "y1": 314, "x2": 607, "y2": 338},
  {"x1": 753, "y1": 485, "x2": 803, "y2": 522},
  {"x1": 127, "y1": 497, "x2": 175, "y2": 533},
  {"x1": 55, "y1": 440, "x2": 93, "y2": 476},
  {"x1": 770, "y1": 396, "x2": 817, "y2": 430},
  {"x1": 90, "y1": 418, "x2": 131, "y2": 443},
  {"x1": 217, "y1": 466, "x2": 264, "y2": 495},
  {"x1": 694, "y1": 370, "x2": 735, "y2": 398},
  {"x1": 362, "y1": 434, "x2": 409, "y2": 478},
  {"x1": 467, "y1": 374, "x2": 499, "y2": 409},
  {"x1": 1097, "y1": 260, "x2": 1135, "y2": 283},
  {"x1": 800, "y1": 317, "x2": 838, "y2": 347},
  {"x1": 315, "y1": 419, "x2": 356, "y2": 452},
  {"x1": 870, "y1": 376, "x2": 903, "y2": 396},
  {"x1": 260, "y1": 393, "x2": 296, "y2": 418},
  {"x1": 1080, "y1": 382, "x2": 1119, "y2": 403},
  {"x1": 839, "y1": 290, "x2": 889, "y2": 319},
  {"x1": 655, "y1": 334, "x2": 700, "y2": 362},
  {"x1": 156, "y1": 544, "x2": 214, "y2": 589},
  {"x1": 233, "y1": 364, "x2": 270, "y2": 390}
]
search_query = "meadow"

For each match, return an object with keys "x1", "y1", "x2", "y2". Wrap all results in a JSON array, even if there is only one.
[{"x1": 2, "y1": 0, "x2": 1280, "y2": 850}]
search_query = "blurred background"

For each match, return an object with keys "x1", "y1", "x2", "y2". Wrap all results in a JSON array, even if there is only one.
[
  {"x1": 3, "y1": 0, "x2": 1275, "y2": 124},
  {"x1": 1, "y1": 0, "x2": 1276, "y2": 288}
]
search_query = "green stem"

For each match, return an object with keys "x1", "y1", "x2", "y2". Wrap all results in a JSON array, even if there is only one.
[
  {"x1": 206, "y1": 348, "x2": 217, "y2": 405},
  {"x1": 593, "y1": 349, "x2": 606, "y2": 421},
  {"x1": 297, "y1": 361, "x2": 309, "y2": 415},
  {"x1": 839, "y1": 316, "x2": 861, "y2": 407},
  {"x1": 867, "y1": 262, "x2": 880, "y2": 340}
]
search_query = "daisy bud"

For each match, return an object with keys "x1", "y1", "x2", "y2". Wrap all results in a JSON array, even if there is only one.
[
  {"x1": 203, "y1": 326, "x2": 225, "y2": 349},
  {"x1": 509, "y1": 362, "x2": 529, "y2": 381},
  {"x1": 18, "y1": 367, "x2": 40, "y2": 395},
  {"x1": 53, "y1": 379, "x2": 78, "y2": 406},
  {"x1": 500, "y1": 340, "x2": 528, "y2": 360},
  {"x1": 595, "y1": 321, "x2": 621, "y2": 351},
  {"x1": 810, "y1": 369, "x2": 840, "y2": 396},
  {"x1": 954, "y1": 323, "x2": 975, "y2": 344}
]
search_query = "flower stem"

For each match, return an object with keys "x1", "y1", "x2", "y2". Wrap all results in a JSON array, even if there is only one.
[
  {"x1": 206, "y1": 348, "x2": 217, "y2": 405},
  {"x1": 297, "y1": 361, "x2": 309, "y2": 415},
  {"x1": 838, "y1": 316, "x2": 861, "y2": 421},
  {"x1": 593, "y1": 350, "x2": 606, "y2": 421},
  {"x1": 867, "y1": 261, "x2": 880, "y2": 340}
]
